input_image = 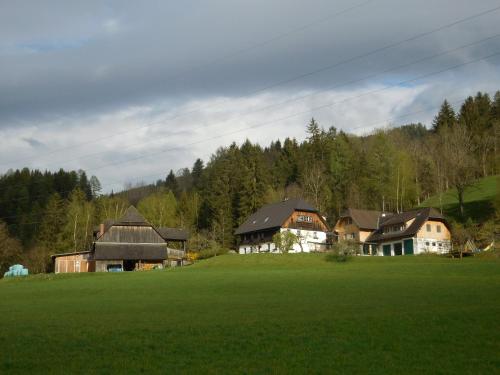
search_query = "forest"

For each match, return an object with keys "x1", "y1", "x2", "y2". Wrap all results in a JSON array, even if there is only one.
[{"x1": 0, "y1": 91, "x2": 498, "y2": 273}]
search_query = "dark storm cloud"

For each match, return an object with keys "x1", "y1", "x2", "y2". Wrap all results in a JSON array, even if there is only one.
[{"x1": 1, "y1": 0, "x2": 500, "y2": 126}]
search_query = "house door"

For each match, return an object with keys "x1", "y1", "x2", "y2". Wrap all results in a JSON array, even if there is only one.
[
  {"x1": 394, "y1": 243, "x2": 403, "y2": 256},
  {"x1": 404, "y1": 239, "x2": 414, "y2": 255},
  {"x1": 382, "y1": 244, "x2": 391, "y2": 256}
]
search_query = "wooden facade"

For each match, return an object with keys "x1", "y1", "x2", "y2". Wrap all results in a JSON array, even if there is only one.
[
  {"x1": 283, "y1": 210, "x2": 329, "y2": 232},
  {"x1": 52, "y1": 206, "x2": 188, "y2": 273},
  {"x1": 54, "y1": 252, "x2": 95, "y2": 274}
]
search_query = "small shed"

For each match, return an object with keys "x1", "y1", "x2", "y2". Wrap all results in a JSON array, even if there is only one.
[{"x1": 52, "y1": 251, "x2": 95, "y2": 273}]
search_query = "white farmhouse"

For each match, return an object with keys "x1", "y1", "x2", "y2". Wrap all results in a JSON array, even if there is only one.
[{"x1": 235, "y1": 198, "x2": 330, "y2": 254}]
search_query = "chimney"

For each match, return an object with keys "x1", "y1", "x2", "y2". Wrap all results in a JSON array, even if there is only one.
[{"x1": 99, "y1": 223, "x2": 105, "y2": 238}]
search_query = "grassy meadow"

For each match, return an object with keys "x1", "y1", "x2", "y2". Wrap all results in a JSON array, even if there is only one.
[
  {"x1": 420, "y1": 175, "x2": 498, "y2": 222},
  {"x1": 0, "y1": 254, "x2": 499, "y2": 374}
]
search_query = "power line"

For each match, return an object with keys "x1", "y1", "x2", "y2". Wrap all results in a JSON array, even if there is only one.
[
  {"x1": 21, "y1": 49, "x2": 500, "y2": 183},
  {"x1": 0, "y1": 95, "x2": 470, "y2": 227},
  {"x1": 2, "y1": 3, "x2": 499, "y2": 168},
  {"x1": 47, "y1": 31, "x2": 500, "y2": 171},
  {"x1": 1, "y1": 0, "x2": 376, "y2": 168},
  {"x1": 2, "y1": 49, "x2": 499, "y2": 205}
]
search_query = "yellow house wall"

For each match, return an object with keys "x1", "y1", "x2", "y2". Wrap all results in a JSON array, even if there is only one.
[
  {"x1": 358, "y1": 230, "x2": 372, "y2": 242},
  {"x1": 416, "y1": 220, "x2": 451, "y2": 240},
  {"x1": 334, "y1": 219, "x2": 373, "y2": 243}
]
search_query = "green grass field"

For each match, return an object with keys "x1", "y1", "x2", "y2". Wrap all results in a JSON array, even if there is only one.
[
  {"x1": 420, "y1": 175, "x2": 498, "y2": 222},
  {"x1": 1, "y1": 254, "x2": 499, "y2": 374}
]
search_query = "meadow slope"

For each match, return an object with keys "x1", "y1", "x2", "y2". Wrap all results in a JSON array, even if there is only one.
[
  {"x1": 0, "y1": 254, "x2": 499, "y2": 374},
  {"x1": 420, "y1": 175, "x2": 498, "y2": 222}
]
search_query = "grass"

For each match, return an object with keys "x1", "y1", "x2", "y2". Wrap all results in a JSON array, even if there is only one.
[
  {"x1": 420, "y1": 175, "x2": 498, "y2": 222},
  {"x1": 1, "y1": 254, "x2": 499, "y2": 374}
]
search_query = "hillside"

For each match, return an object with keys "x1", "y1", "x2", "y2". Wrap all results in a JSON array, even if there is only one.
[
  {"x1": 1, "y1": 254, "x2": 499, "y2": 374},
  {"x1": 420, "y1": 175, "x2": 499, "y2": 222}
]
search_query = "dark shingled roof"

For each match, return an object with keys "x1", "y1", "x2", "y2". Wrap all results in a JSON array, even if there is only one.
[
  {"x1": 366, "y1": 207, "x2": 447, "y2": 243},
  {"x1": 340, "y1": 208, "x2": 386, "y2": 230},
  {"x1": 235, "y1": 198, "x2": 318, "y2": 235},
  {"x1": 115, "y1": 206, "x2": 150, "y2": 226},
  {"x1": 158, "y1": 227, "x2": 189, "y2": 241},
  {"x1": 94, "y1": 243, "x2": 168, "y2": 260}
]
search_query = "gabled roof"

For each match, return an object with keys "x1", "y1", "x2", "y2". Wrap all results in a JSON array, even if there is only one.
[
  {"x1": 114, "y1": 206, "x2": 150, "y2": 226},
  {"x1": 366, "y1": 207, "x2": 447, "y2": 243},
  {"x1": 340, "y1": 208, "x2": 386, "y2": 230},
  {"x1": 235, "y1": 198, "x2": 318, "y2": 235},
  {"x1": 158, "y1": 227, "x2": 189, "y2": 241}
]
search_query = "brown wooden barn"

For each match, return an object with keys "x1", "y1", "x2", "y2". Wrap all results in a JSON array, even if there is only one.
[{"x1": 52, "y1": 206, "x2": 188, "y2": 273}]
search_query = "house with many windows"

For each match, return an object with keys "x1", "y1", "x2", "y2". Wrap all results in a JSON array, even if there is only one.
[
  {"x1": 235, "y1": 198, "x2": 330, "y2": 254},
  {"x1": 334, "y1": 207, "x2": 452, "y2": 255}
]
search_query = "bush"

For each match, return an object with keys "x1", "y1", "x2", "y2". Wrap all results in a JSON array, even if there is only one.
[
  {"x1": 325, "y1": 240, "x2": 358, "y2": 263},
  {"x1": 196, "y1": 245, "x2": 229, "y2": 260}
]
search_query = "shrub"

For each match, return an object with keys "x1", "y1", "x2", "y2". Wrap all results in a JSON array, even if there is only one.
[
  {"x1": 272, "y1": 231, "x2": 298, "y2": 253},
  {"x1": 325, "y1": 240, "x2": 358, "y2": 263},
  {"x1": 196, "y1": 245, "x2": 229, "y2": 260}
]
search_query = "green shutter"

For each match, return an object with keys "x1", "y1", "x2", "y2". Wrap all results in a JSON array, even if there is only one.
[{"x1": 383, "y1": 244, "x2": 391, "y2": 256}]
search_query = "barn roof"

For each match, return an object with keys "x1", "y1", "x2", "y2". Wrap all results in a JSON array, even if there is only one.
[
  {"x1": 366, "y1": 207, "x2": 447, "y2": 243},
  {"x1": 157, "y1": 227, "x2": 189, "y2": 241},
  {"x1": 114, "y1": 206, "x2": 150, "y2": 226},
  {"x1": 235, "y1": 198, "x2": 318, "y2": 235},
  {"x1": 94, "y1": 243, "x2": 168, "y2": 260}
]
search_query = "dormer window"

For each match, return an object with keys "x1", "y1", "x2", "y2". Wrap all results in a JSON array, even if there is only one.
[{"x1": 264, "y1": 217, "x2": 269, "y2": 223}]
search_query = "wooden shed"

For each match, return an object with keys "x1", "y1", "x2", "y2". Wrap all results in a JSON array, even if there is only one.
[{"x1": 52, "y1": 251, "x2": 95, "y2": 273}]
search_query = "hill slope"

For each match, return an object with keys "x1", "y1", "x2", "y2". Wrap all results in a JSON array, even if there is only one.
[
  {"x1": 1, "y1": 254, "x2": 499, "y2": 374},
  {"x1": 420, "y1": 175, "x2": 498, "y2": 222}
]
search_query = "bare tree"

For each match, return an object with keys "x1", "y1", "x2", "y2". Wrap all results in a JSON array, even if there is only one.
[
  {"x1": 441, "y1": 124, "x2": 476, "y2": 217},
  {"x1": 301, "y1": 164, "x2": 329, "y2": 212}
]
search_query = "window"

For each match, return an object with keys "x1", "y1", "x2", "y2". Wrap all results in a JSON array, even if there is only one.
[
  {"x1": 297, "y1": 215, "x2": 313, "y2": 223},
  {"x1": 432, "y1": 242, "x2": 436, "y2": 246},
  {"x1": 313, "y1": 232, "x2": 318, "y2": 239},
  {"x1": 264, "y1": 217, "x2": 269, "y2": 223},
  {"x1": 345, "y1": 218, "x2": 352, "y2": 225},
  {"x1": 297, "y1": 230, "x2": 301, "y2": 236},
  {"x1": 438, "y1": 243, "x2": 442, "y2": 247},
  {"x1": 426, "y1": 224, "x2": 431, "y2": 232},
  {"x1": 425, "y1": 242, "x2": 429, "y2": 246},
  {"x1": 436, "y1": 225, "x2": 441, "y2": 233}
]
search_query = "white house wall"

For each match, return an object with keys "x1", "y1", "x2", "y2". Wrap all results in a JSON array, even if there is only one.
[
  {"x1": 374, "y1": 238, "x2": 451, "y2": 256},
  {"x1": 238, "y1": 228, "x2": 328, "y2": 254}
]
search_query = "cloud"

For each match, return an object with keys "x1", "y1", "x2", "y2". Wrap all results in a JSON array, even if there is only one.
[{"x1": 0, "y1": 0, "x2": 499, "y2": 191}]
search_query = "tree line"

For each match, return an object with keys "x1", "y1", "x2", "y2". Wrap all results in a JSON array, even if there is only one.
[{"x1": 0, "y1": 91, "x2": 498, "y2": 274}]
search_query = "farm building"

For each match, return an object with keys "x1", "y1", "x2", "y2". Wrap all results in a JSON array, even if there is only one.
[
  {"x1": 235, "y1": 198, "x2": 331, "y2": 254},
  {"x1": 334, "y1": 207, "x2": 452, "y2": 255},
  {"x1": 52, "y1": 206, "x2": 188, "y2": 273}
]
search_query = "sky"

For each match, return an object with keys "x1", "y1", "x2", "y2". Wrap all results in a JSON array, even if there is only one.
[{"x1": 1, "y1": 0, "x2": 500, "y2": 192}]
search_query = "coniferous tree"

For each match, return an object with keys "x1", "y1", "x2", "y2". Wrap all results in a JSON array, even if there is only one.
[
  {"x1": 165, "y1": 170, "x2": 179, "y2": 196},
  {"x1": 0, "y1": 221, "x2": 23, "y2": 275},
  {"x1": 432, "y1": 100, "x2": 456, "y2": 133},
  {"x1": 191, "y1": 158, "x2": 204, "y2": 190}
]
